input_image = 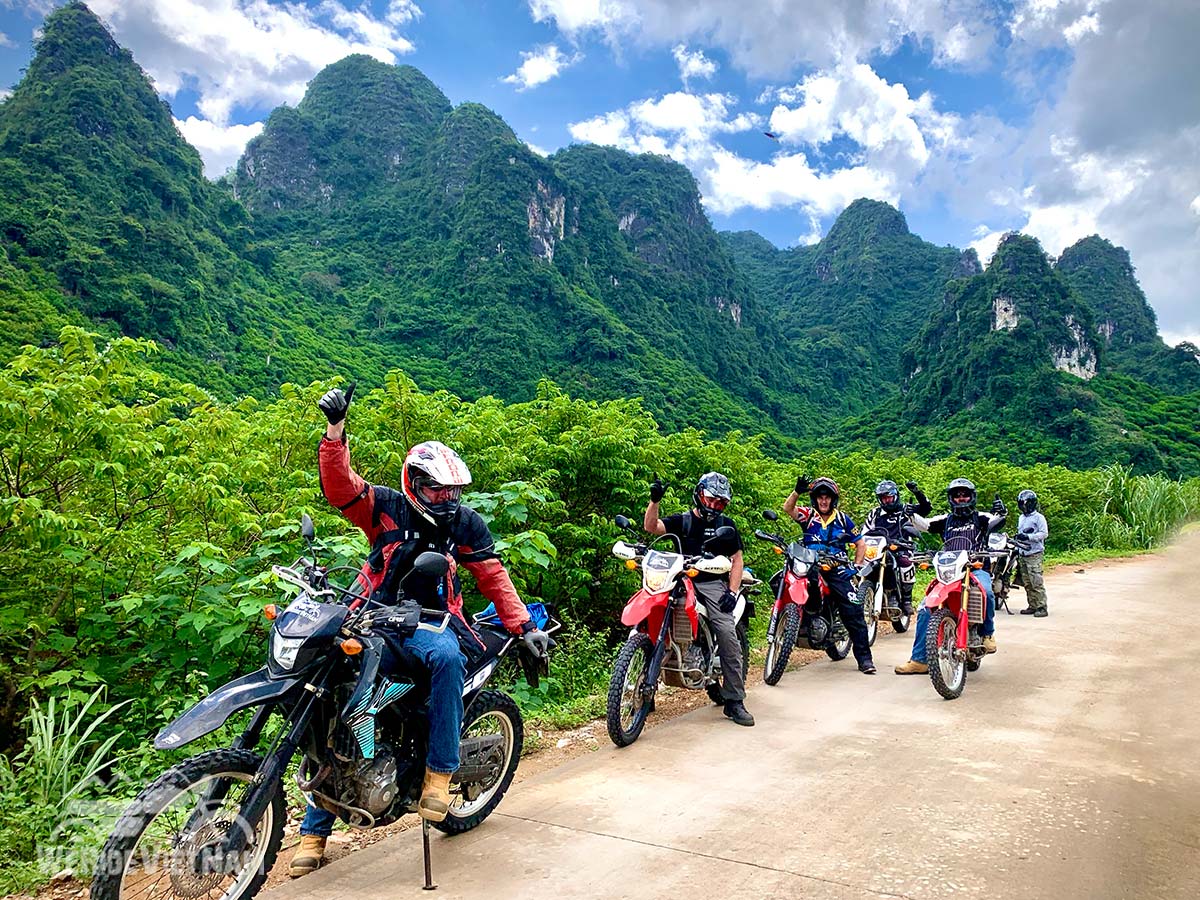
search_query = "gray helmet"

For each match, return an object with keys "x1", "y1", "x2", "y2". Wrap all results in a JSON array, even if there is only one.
[
  {"x1": 875, "y1": 479, "x2": 901, "y2": 513},
  {"x1": 1017, "y1": 489, "x2": 1038, "y2": 514},
  {"x1": 694, "y1": 472, "x2": 732, "y2": 522},
  {"x1": 946, "y1": 477, "x2": 977, "y2": 514}
]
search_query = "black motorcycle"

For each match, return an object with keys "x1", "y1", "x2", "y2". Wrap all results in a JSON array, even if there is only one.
[
  {"x1": 92, "y1": 515, "x2": 557, "y2": 900},
  {"x1": 856, "y1": 531, "x2": 917, "y2": 643},
  {"x1": 986, "y1": 531, "x2": 1020, "y2": 615}
]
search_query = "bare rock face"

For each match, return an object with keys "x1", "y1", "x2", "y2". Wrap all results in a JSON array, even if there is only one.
[
  {"x1": 992, "y1": 295, "x2": 1019, "y2": 331},
  {"x1": 1052, "y1": 314, "x2": 1098, "y2": 379},
  {"x1": 528, "y1": 180, "x2": 565, "y2": 262}
]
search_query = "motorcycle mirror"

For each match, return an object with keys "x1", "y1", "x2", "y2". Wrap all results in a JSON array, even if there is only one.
[
  {"x1": 902, "y1": 524, "x2": 920, "y2": 537},
  {"x1": 300, "y1": 513, "x2": 315, "y2": 542},
  {"x1": 705, "y1": 525, "x2": 737, "y2": 548},
  {"x1": 762, "y1": 509, "x2": 779, "y2": 521},
  {"x1": 614, "y1": 514, "x2": 632, "y2": 531},
  {"x1": 412, "y1": 551, "x2": 450, "y2": 578}
]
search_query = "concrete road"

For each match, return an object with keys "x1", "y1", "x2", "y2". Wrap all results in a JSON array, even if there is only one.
[{"x1": 267, "y1": 536, "x2": 1200, "y2": 900}]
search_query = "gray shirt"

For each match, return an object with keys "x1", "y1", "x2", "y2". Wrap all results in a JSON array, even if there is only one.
[{"x1": 1017, "y1": 511, "x2": 1048, "y2": 555}]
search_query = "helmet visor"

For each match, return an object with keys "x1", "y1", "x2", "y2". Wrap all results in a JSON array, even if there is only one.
[
  {"x1": 697, "y1": 490, "x2": 729, "y2": 512},
  {"x1": 414, "y1": 475, "x2": 463, "y2": 505},
  {"x1": 950, "y1": 489, "x2": 973, "y2": 503}
]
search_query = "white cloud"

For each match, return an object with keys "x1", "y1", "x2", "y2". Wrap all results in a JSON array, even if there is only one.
[
  {"x1": 87, "y1": 0, "x2": 421, "y2": 125},
  {"x1": 503, "y1": 44, "x2": 579, "y2": 90},
  {"x1": 672, "y1": 44, "x2": 716, "y2": 84},
  {"x1": 525, "y1": 140, "x2": 551, "y2": 156},
  {"x1": 175, "y1": 116, "x2": 264, "y2": 177},
  {"x1": 528, "y1": 0, "x2": 996, "y2": 74},
  {"x1": 969, "y1": 227, "x2": 1005, "y2": 265},
  {"x1": 0, "y1": 31, "x2": 14, "y2": 48},
  {"x1": 0, "y1": 89, "x2": 11, "y2": 102}
]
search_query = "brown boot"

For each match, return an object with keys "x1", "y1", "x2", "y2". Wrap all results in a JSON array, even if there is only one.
[
  {"x1": 288, "y1": 835, "x2": 326, "y2": 877},
  {"x1": 418, "y1": 768, "x2": 452, "y2": 823},
  {"x1": 894, "y1": 659, "x2": 929, "y2": 675},
  {"x1": 982, "y1": 635, "x2": 997, "y2": 654}
]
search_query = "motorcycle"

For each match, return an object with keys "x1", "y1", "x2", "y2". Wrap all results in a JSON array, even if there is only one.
[
  {"x1": 986, "y1": 531, "x2": 1019, "y2": 615},
  {"x1": 855, "y1": 531, "x2": 916, "y2": 643},
  {"x1": 755, "y1": 510, "x2": 854, "y2": 686},
  {"x1": 918, "y1": 545, "x2": 1006, "y2": 700},
  {"x1": 92, "y1": 515, "x2": 558, "y2": 899},
  {"x1": 605, "y1": 515, "x2": 757, "y2": 747}
]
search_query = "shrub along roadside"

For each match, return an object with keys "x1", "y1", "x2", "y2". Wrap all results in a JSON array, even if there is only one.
[{"x1": 0, "y1": 329, "x2": 1196, "y2": 892}]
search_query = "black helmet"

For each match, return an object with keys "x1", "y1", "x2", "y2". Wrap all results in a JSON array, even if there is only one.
[
  {"x1": 946, "y1": 477, "x2": 977, "y2": 514},
  {"x1": 693, "y1": 472, "x2": 732, "y2": 522},
  {"x1": 875, "y1": 479, "x2": 901, "y2": 513},
  {"x1": 1017, "y1": 489, "x2": 1038, "y2": 514},
  {"x1": 809, "y1": 476, "x2": 840, "y2": 510}
]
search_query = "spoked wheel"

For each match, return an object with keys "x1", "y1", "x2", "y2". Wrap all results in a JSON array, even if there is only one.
[
  {"x1": 857, "y1": 581, "x2": 878, "y2": 646},
  {"x1": 763, "y1": 605, "x2": 800, "y2": 685},
  {"x1": 927, "y1": 608, "x2": 966, "y2": 700},
  {"x1": 707, "y1": 623, "x2": 750, "y2": 703},
  {"x1": 891, "y1": 598, "x2": 911, "y2": 634},
  {"x1": 91, "y1": 750, "x2": 284, "y2": 900},
  {"x1": 606, "y1": 634, "x2": 655, "y2": 747},
  {"x1": 437, "y1": 690, "x2": 523, "y2": 834},
  {"x1": 825, "y1": 620, "x2": 852, "y2": 661}
]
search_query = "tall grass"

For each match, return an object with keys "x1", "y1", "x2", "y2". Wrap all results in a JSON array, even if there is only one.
[{"x1": 1079, "y1": 465, "x2": 1199, "y2": 550}]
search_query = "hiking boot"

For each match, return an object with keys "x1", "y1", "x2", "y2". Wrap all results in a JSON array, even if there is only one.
[
  {"x1": 723, "y1": 700, "x2": 755, "y2": 726},
  {"x1": 982, "y1": 635, "x2": 997, "y2": 654},
  {"x1": 894, "y1": 659, "x2": 928, "y2": 675},
  {"x1": 418, "y1": 768, "x2": 452, "y2": 823},
  {"x1": 288, "y1": 835, "x2": 326, "y2": 877},
  {"x1": 1020, "y1": 607, "x2": 1036, "y2": 615},
  {"x1": 1033, "y1": 608, "x2": 1048, "y2": 618}
]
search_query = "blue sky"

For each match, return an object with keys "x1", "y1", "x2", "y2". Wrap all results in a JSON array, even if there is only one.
[{"x1": 1, "y1": 0, "x2": 1197, "y2": 343}]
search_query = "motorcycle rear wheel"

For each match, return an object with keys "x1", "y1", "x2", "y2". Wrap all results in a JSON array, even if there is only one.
[
  {"x1": 927, "y1": 608, "x2": 966, "y2": 700},
  {"x1": 763, "y1": 605, "x2": 800, "y2": 685},
  {"x1": 825, "y1": 620, "x2": 852, "y2": 661},
  {"x1": 707, "y1": 623, "x2": 750, "y2": 703},
  {"x1": 606, "y1": 634, "x2": 655, "y2": 747},
  {"x1": 436, "y1": 690, "x2": 523, "y2": 834},
  {"x1": 91, "y1": 749, "x2": 284, "y2": 900}
]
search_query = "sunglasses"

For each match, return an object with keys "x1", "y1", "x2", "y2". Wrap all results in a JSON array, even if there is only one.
[
  {"x1": 951, "y1": 491, "x2": 973, "y2": 500},
  {"x1": 698, "y1": 491, "x2": 728, "y2": 511}
]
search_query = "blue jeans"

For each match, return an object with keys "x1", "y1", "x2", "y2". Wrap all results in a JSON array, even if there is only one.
[
  {"x1": 300, "y1": 626, "x2": 466, "y2": 837},
  {"x1": 910, "y1": 571, "x2": 994, "y2": 664}
]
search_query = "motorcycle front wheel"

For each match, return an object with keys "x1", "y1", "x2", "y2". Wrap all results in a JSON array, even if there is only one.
[
  {"x1": 927, "y1": 608, "x2": 966, "y2": 700},
  {"x1": 436, "y1": 689, "x2": 523, "y2": 835},
  {"x1": 857, "y1": 581, "x2": 878, "y2": 646},
  {"x1": 763, "y1": 605, "x2": 800, "y2": 685},
  {"x1": 606, "y1": 633, "x2": 655, "y2": 747},
  {"x1": 91, "y1": 749, "x2": 284, "y2": 900}
]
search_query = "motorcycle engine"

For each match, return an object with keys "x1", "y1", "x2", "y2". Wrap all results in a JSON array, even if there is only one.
[
  {"x1": 807, "y1": 615, "x2": 830, "y2": 646},
  {"x1": 347, "y1": 744, "x2": 398, "y2": 816},
  {"x1": 680, "y1": 643, "x2": 706, "y2": 690}
]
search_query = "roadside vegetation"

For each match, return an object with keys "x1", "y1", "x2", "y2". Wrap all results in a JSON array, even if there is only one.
[{"x1": 1, "y1": 330, "x2": 1196, "y2": 893}]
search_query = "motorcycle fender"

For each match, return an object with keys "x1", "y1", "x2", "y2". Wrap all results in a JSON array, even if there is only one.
[
  {"x1": 620, "y1": 588, "x2": 671, "y2": 628},
  {"x1": 775, "y1": 572, "x2": 809, "y2": 614},
  {"x1": 923, "y1": 579, "x2": 959, "y2": 609},
  {"x1": 154, "y1": 667, "x2": 301, "y2": 750}
]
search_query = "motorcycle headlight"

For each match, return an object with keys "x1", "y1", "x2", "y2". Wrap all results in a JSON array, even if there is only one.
[
  {"x1": 864, "y1": 546, "x2": 879, "y2": 559},
  {"x1": 790, "y1": 558, "x2": 809, "y2": 577},
  {"x1": 935, "y1": 564, "x2": 961, "y2": 584},
  {"x1": 644, "y1": 571, "x2": 672, "y2": 593},
  {"x1": 271, "y1": 633, "x2": 306, "y2": 670}
]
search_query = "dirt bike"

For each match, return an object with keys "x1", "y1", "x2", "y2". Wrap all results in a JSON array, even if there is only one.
[
  {"x1": 755, "y1": 510, "x2": 854, "y2": 686},
  {"x1": 918, "y1": 546, "x2": 1006, "y2": 700},
  {"x1": 855, "y1": 531, "x2": 917, "y2": 643},
  {"x1": 92, "y1": 515, "x2": 558, "y2": 899},
  {"x1": 986, "y1": 531, "x2": 1019, "y2": 615},
  {"x1": 605, "y1": 515, "x2": 757, "y2": 747}
]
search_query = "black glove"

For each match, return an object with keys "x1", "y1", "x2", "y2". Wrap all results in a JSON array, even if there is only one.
[
  {"x1": 718, "y1": 589, "x2": 738, "y2": 614},
  {"x1": 1022, "y1": 525, "x2": 1036, "y2": 534},
  {"x1": 649, "y1": 476, "x2": 665, "y2": 504},
  {"x1": 521, "y1": 626, "x2": 555, "y2": 658},
  {"x1": 992, "y1": 498, "x2": 1007, "y2": 515},
  {"x1": 795, "y1": 474, "x2": 810, "y2": 495},
  {"x1": 905, "y1": 481, "x2": 920, "y2": 494},
  {"x1": 318, "y1": 382, "x2": 356, "y2": 425}
]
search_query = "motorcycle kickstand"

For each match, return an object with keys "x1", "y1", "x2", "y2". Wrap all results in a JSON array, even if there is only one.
[{"x1": 422, "y1": 819, "x2": 437, "y2": 891}]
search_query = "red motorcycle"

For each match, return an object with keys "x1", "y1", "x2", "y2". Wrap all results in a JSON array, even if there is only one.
[
  {"x1": 755, "y1": 510, "x2": 852, "y2": 685},
  {"x1": 919, "y1": 547, "x2": 1005, "y2": 699},
  {"x1": 605, "y1": 515, "x2": 756, "y2": 747}
]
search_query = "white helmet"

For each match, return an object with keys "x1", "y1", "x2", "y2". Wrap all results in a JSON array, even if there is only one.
[{"x1": 401, "y1": 441, "x2": 472, "y2": 525}]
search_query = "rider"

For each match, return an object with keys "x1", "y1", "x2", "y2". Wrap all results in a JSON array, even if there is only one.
[
  {"x1": 644, "y1": 472, "x2": 754, "y2": 727},
  {"x1": 1015, "y1": 489, "x2": 1050, "y2": 617},
  {"x1": 894, "y1": 478, "x2": 1006, "y2": 675},
  {"x1": 859, "y1": 479, "x2": 932, "y2": 616},
  {"x1": 783, "y1": 476, "x2": 875, "y2": 675},
  {"x1": 290, "y1": 383, "x2": 553, "y2": 877}
]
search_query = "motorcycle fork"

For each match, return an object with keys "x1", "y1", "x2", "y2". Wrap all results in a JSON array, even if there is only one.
[
  {"x1": 766, "y1": 572, "x2": 788, "y2": 640},
  {"x1": 642, "y1": 598, "x2": 677, "y2": 699}
]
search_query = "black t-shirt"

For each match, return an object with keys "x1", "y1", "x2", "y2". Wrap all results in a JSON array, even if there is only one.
[{"x1": 661, "y1": 511, "x2": 743, "y2": 582}]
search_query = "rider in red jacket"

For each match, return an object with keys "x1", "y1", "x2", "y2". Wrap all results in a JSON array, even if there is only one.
[{"x1": 290, "y1": 383, "x2": 551, "y2": 877}]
